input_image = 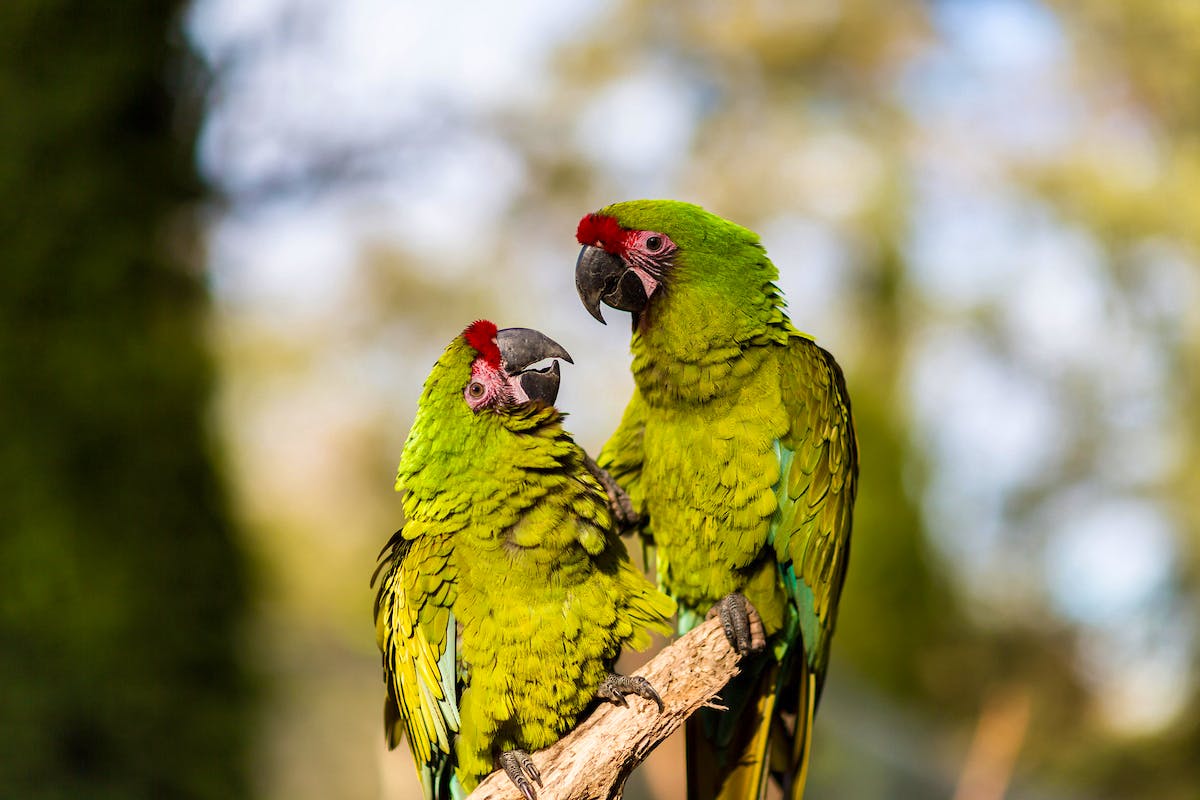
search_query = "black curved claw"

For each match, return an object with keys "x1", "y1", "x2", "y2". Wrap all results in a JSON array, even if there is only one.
[
  {"x1": 596, "y1": 672, "x2": 665, "y2": 713},
  {"x1": 498, "y1": 749, "x2": 542, "y2": 800},
  {"x1": 707, "y1": 592, "x2": 767, "y2": 655}
]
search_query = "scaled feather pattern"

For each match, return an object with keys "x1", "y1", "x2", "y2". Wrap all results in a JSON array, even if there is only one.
[
  {"x1": 373, "y1": 321, "x2": 675, "y2": 800},
  {"x1": 582, "y1": 201, "x2": 859, "y2": 800}
]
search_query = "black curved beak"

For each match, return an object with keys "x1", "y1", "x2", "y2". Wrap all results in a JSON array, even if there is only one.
[
  {"x1": 575, "y1": 245, "x2": 648, "y2": 325},
  {"x1": 495, "y1": 327, "x2": 573, "y2": 406}
]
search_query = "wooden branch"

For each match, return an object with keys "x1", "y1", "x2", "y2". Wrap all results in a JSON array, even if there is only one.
[{"x1": 467, "y1": 617, "x2": 741, "y2": 800}]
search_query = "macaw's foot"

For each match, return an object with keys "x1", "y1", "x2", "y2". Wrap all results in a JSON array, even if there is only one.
[
  {"x1": 582, "y1": 454, "x2": 641, "y2": 530},
  {"x1": 596, "y1": 672, "x2": 665, "y2": 713},
  {"x1": 497, "y1": 749, "x2": 542, "y2": 800},
  {"x1": 706, "y1": 592, "x2": 767, "y2": 655}
]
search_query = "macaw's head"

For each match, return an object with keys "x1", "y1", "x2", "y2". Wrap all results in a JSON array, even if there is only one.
[
  {"x1": 575, "y1": 200, "x2": 778, "y2": 338},
  {"x1": 458, "y1": 320, "x2": 572, "y2": 412},
  {"x1": 398, "y1": 320, "x2": 575, "y2": 510}
]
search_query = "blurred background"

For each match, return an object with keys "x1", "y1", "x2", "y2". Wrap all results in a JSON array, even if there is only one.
[{"x1": 3, "y1": 0, "x2": 1198, "y2": 798}]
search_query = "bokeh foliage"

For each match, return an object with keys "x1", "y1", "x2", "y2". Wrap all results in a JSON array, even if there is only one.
[
  {"x1": 0, "y1": 1, "x2": 251, "y2": 797},
  {"x1": 192, "y1": 0, "x2": 1198, "y2": 795},
  {"x1": 5, "y1": 0, "x2": 1197, "y2": 798}
]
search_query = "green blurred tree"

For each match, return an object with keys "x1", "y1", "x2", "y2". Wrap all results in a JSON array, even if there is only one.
[
  {"x1": 0, "y1": 1, "x2": 251, "y2": 797},
  {"x1": 1028, "y1": 5, "x2": 1200, "y2": 798}
]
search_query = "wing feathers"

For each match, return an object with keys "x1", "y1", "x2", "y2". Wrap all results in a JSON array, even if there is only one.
[
  {"x1": 773, "y1": 337, "x2": 858, "y2": 691},
  {"x1": 374, "y1": 532, "x2": 460, "y2": 798}
]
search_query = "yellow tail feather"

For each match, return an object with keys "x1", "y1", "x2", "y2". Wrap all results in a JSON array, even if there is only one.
[
  {"x1": 784, "y1": 670, "x2": 816, "y2": 800},
  {"x1": 686, "y1": 666, "x2": 778, "y2": 800},
  {"x1": 686, "y1": 657, "x2": 818, "y2": 800}
]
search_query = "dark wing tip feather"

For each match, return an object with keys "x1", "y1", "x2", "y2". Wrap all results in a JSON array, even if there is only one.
[
  {"x1": 371, "y1": 528, "x2": 409, "y2": 585},
  {"x1": 372, "y1": 528, "x2": 414, "y2": 618},
  {"x1": 384, "y1": 691, "x2": 405, "y2": 751}
]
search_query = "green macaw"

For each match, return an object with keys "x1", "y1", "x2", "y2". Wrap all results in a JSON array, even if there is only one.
[
  {"x1": 372, "y1": 320, "x2": 675, "y2": 800},
  {"x1": 574, "y1": 201, "x2": 858, "y2": 800}
]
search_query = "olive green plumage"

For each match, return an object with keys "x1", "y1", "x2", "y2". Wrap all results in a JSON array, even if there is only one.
[
  {"x1": 373, "y1": 324, "x2": 675, "y2": 800},
  {"x1": 581, "y1": 200, "x2": 858, "y2": 800}
]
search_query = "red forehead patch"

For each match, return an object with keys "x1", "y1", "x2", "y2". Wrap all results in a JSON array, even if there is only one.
[
  {"x1": 576, "y1": 213, "x2": 627, "y2": 254},
  {"x1": 463, "y1": 319, "x2": 501, "y2": 368}
]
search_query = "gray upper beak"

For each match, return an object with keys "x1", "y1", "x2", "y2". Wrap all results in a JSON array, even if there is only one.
[{"x1": 575, "y1": 245, "x2": 648, "y2": 324}]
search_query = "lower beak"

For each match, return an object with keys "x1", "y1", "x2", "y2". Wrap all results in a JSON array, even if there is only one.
[
  {"x1": 515, "y1": 360, "x2": 561, "y2": 406},
  {"x1": 495, "y1": 327, "x2": 572, "y2": 406},
  {"x1": 575, "y1": 245, "x2": 648, "y2": 324}
]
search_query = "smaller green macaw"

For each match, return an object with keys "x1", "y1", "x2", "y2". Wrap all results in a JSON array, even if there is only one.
[{"x1": 373, "y1": 320, "x2": 676, "y2": 800}]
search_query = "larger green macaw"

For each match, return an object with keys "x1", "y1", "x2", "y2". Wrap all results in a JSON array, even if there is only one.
[
  {"x1": 574, "y1": 201, "x2": 858, "y2": 800},
  {"x1": 372, "y1": 320, "x2": 675, "y2": 800}
]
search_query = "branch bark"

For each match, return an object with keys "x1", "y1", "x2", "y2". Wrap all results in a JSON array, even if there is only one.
[{"x1": 466, "y1": 617, "x2": 741, "y2": 800}]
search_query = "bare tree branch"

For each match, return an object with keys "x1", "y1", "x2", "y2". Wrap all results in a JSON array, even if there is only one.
[{"x1": 466, "y1": 617, "x2": 742, "y2": 800}]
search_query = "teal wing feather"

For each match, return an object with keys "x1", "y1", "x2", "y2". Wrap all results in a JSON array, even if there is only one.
[
  {"x1": 771, "y1": 336, "x2": 858, "y2": 694},
  {"x1": 373, "y1": 528, "x2": 462, "y2": 800},
  {"x1": 763, "y1": 338, "x2": 857, "y2": 799}
]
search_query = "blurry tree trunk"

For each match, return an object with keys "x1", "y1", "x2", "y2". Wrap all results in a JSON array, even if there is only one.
[
  {"x1": 952, "y1": 685, "x2": 1033, "y2": 800},
  {"x1": 0, "y1": 2, "x2": 251, "y2": 797}
]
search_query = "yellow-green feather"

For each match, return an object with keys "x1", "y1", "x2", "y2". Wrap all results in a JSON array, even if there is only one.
[
  {"x1": 374, "y1": 334, "x2": 675, "y2": 799},
  {"x1": 594, "y1": 200, "x2": 858, "y2": 800}
]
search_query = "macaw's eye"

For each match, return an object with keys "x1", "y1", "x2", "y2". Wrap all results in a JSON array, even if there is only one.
[
  {"x1": 467, "y1": 381, "x2": 486, "y2": 399},
  {"x1": 646, "y1": 235, "x2": 663, "y2": 252}
]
